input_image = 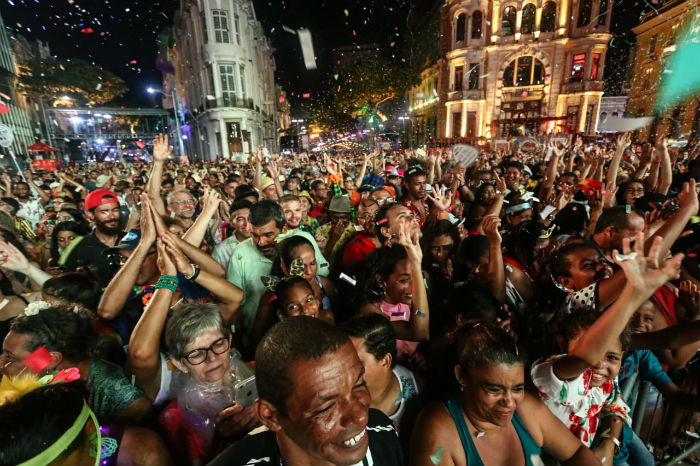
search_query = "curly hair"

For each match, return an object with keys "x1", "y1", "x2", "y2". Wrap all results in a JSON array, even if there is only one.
[
  {"x1": 10, "y1": 305, "x2": 99, "y2": 363},
  {"x1": 351, "y1": 245, "x2": 408, "y2": 309}
]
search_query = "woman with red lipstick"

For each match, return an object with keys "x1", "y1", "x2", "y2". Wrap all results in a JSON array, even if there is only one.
[{"x1": 532, "y1": 233, "x2": 684, "y2": 465}]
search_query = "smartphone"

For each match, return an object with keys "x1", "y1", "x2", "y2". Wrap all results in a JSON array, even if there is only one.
[{"x1": 234, "y1": 376, "x2": 258, "y2": 409}]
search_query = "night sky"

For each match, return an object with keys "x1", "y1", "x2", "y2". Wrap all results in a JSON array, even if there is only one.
[{"x1": 0, "y1": 0, "x2": 666, "y2": 107}]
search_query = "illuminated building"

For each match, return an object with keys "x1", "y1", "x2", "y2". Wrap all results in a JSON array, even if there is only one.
[
  {"x1": 440, "y1": 0, "x2": 612, "y2": 138},
  {"x1": 626, "y1": 0, "x2": 700, "y2": 141}
]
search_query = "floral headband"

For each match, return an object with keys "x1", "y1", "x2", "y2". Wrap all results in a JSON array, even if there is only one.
[{"x1": 260, "y1": 257, "x2": 305, "y2": 292}]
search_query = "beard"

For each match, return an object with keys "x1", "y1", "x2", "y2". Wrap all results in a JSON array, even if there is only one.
[
  {"x1": 257, "y1": 244, "x2": 279, "y2": 260},
  {"x1": 95, "y1": 218, "x2": 122, "y2": 235}
]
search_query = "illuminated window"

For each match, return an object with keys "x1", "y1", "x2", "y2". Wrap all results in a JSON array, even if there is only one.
[
  {"x1": 521, "y1": 4, "x2": 536, "y2": 34},
  {"x1": 541, "y1": 2, "x2": 557, "y2": 32},
  {"x1": 456, "y1": 13, "x2": 466, "y2": 42},
  {"x1": 571, "y1": 53, "x2": 586, "y2": 81},
  {"x1": 590, "y1": 53, "x2": 601, "y2": 80},
  {"x1": 502, "y1": 6, "x2": 516, "y2": 36},
  {"x1": 454, "y1": 65, "x2": 464, "y2": 91},
  {"x1": 648, "y1": 34, "x2": 657, "y2": 57},
  {"x1": 468, "y1": 63, "x2": 480, "y2": 90},
  {"x1": 472, "y1": 11, "x2": 483, "y2": 39}
]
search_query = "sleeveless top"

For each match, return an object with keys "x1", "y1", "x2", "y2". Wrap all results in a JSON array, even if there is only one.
[
  {"x1": 445, "y1": 398, "x2": 542, "y2": 466},
  {"x1": 314, "y1": 275, "x2": 332, "y2": 310}
]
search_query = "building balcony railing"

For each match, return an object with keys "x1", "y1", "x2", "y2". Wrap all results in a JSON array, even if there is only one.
[
  {"x1": 501, "y1": 84, "x2": 545, "y2": 101},
  {"x1": 203, "y1": 96, "x2": 256, "y2": 111},
  {"x1": 562, "y1": 80, "x2": 604, "y2": 94},
  {"x1": 448, "y1": 89, "x2": 485, "y2": 101}
]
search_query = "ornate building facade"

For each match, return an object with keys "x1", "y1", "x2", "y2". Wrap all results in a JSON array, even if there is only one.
[
  {"x1": 440, "y1": 0, "x2": 612, "y2": 138},
  {"x1": 627, "y1": 0, "x2": 700, "y2": 141}
]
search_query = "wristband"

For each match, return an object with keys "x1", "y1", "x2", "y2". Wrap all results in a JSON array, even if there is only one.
[
  {"x1": 599, "y1": 429, "x2": 621, "y2": 455},
  {"x1": 155, "y1": 275, "x2": 178, "y2": 293},
  {"x1": 185, "y1": 264, "x2": 200, "y2": 281},
  {"x1": 437, "y1": 211, "x2": 449, "y2": 218}
]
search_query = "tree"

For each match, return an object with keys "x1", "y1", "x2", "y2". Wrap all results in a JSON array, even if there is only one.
[
  {"x1": 17, "y1": 57, "x2": 128, "y2": 106},
  {"x1": 332, "y1": 55, "x2": 419, "y2": 117}
]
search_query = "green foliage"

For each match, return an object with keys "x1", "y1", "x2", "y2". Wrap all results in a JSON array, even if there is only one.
[{"x1": 17, "y1": 57, "x2": 128, "y2": 106}]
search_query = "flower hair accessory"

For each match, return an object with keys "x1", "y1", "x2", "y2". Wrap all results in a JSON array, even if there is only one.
[
  {"x1": 0, "y1": 368, "x2": 81, "y2": 405},
  {"x1": 23, "y1": 300, "x2": 51, "y2": 316},
  {"x1": 260, "y1": 257, "x2": 305, "y2": 292}
]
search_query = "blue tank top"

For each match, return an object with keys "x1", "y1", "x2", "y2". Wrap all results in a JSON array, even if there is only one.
[{"x1": 445, "y1": 398, "x2": 542, "y2": 466}]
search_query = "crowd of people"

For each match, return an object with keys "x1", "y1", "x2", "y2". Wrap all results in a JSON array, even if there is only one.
[{"x1": 0, "y1": 132, "x2": 698, "y2": 466}]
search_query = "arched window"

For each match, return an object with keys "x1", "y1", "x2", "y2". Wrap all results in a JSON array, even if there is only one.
[
  {"x1": 456, "y1": 12, "x2": 466, "y2": 42},
  {"x1": 541, "y1": 2, "x2": 557, "y2": 32},
  {"x1": 521, "y1": 4, "x2": 536, "y2": 34},
  {"x1": 502, "y1": 56, "x2": 546, "y2": 87},
  {"x1": 472, "y1": 11, "x2": 483, "y2": 39},
  {"x1": 577, "y1": 0, "x2": 592, "y2": 27},
  {"x1": 501, "y1": 6, "x2": 516, "y2": 36}
]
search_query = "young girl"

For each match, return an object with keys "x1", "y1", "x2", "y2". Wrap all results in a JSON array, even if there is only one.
[{"x1": 531, "y1": 234, "x2": 683, "y2": 465}]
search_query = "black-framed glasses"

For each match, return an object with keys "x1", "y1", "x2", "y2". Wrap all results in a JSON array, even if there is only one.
[{"x1": 182, "y1": 337, "x2": 230, "y2": 365}]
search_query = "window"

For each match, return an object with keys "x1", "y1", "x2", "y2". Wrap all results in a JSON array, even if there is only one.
[
  {"x1": 239, "y1": 64, "x2": 247, "y2": 100},
  {"x1": 521, "y1": 4, "x2": 536, "y2": 34},
  {"x1": 227, "y1": 122, "x2": 243, "y2": 153},
  {"x1": 502, "y1": 6, "x2": 516, "y2": 35},
  {"x1": 212, "y1": 10, "x2": 230, "y2": 43},
  {"x1": 577, "y1": 0, "x2": 592, "y2": 27},
  {"x1": 468, "y1": 63, "x2": 480, "y2": 90},
  {"x1": 571, "y1": 53, "x2": 586, "y2": 81},
  {"x1": 456, "y1": 13, "x2": 466, "y2": 42},
  {"x1": 220, "y1": 65, "x2": 236, "y2": 106},
  {"x1": 452, "y1": 112, "x2": 462, "y2": 137},
  {"x1": 200, "y1": 12, "x2": 208, "y2": 44},
  {"x1": 648, "y1": 34, "x2": 657, "y2": 57},
  {"x1": 585, "y1": 104, "x2": 595, "y2": 134},
  {"x1": 454, "y1": 65, "x2": 464, "y2": 91},
  {"x1": 467, "y1": 112, "x2": 477, "y2": 137},
  {"x1": 234, "y1": 13, "x2": 241, "y2": 45},
  {"x1": 590, "y1": 53, "x2": 601, "y2": 80},
  {"x1": 541, "y1": 2, "x2": 557, "y2": 32},
  {"x1": 598, "y1": 0, "x2": 609, "y2": 25},
  {"x1": 502, "y1": 56, "x2": 545, "y2": 87},
  {"x1": 472, "y1": 11, "x2": 483, "y2": 39},
  {"x1": 567, "y1": 106, "x2": 580, "y2": 131}
]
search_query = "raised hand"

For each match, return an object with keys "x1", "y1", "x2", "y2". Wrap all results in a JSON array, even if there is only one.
[
  {"x1": 602, "y1": 181, "x2": 618, "y2": 209},
  {"x1": 139, "y1": 194, "x2": 157, "y2": 244},
  {"x1": 482, "y1": 213, "x2": 502, "y2": 243},
  {"x1": 614, "y1": 233, "x2": 682, "y2": 291},
  {"x1": 161, "y1": 233, "x2": 193, "y2": 274},
  {"x1": 397, "y1": 222, "x2": 422, "y2": 263},
  {"x1": 678, "y1": 280, "x2": 699, "y2": 316},
  {"x1": 153, "y1": 134, "x2": 171, "y2": 162},
  {"x1": 677, "y1": 179, "x2": 699, "y2": 214},
  {"x1": 616, "y1": 133, "x2": 632, "y2": 151},
  {"x1": 0, "y1": 239, "x2": 30, "y2": 273},
  {"x1": 427, "y1": 185, "x2": 453, "y2": 212},
  {"x1": 494, "y1": 172, "x2": 507, "y2": 193},
  {"x1": 156, "y1": 238, "x2": 177, "y2": 277}
]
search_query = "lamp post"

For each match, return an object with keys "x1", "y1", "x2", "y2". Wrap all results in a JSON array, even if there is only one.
[{"x1": 148, "y1": 86, "x2": 186, "y2": 159}]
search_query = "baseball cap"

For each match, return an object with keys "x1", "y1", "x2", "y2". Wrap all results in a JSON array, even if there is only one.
[
  {"x1": 85, "y1": 189, "x2": 119, "y2": 210},
  {"x1": 234, "y1": 184, "x2": 259, "y2": 200}
]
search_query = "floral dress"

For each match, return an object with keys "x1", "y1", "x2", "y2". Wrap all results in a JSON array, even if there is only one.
[{"x1": 531, "y1": 354, "x2": 631, "y2": 446}]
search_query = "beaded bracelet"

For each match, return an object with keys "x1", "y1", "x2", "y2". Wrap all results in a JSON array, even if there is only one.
[{"x1": 155, "y1": 275, "x2": 178, "y2": 293}]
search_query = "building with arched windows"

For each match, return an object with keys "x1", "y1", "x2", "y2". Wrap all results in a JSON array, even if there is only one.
[{"x1": 439, "y1": 0, "x2": 612, "y2": 138}]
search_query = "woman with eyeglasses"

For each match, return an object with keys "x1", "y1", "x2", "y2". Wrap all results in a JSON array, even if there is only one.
[
  {"x1": 127, "y1": 239, "x2": 258, "y2": 465},
  {"x1": 616, "y1": 178, "x2": 645, "y2": 206}
]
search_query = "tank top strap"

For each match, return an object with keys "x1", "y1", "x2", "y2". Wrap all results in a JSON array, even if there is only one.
[
  {"x1": 444, "y1": 398, "x2": 484, "y2": 466},
  {"x1": 512, "y1": 411, "x2": 542, "y2": 466}
]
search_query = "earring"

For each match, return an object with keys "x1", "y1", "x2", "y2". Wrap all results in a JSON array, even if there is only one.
[{"x1": 460, "y1": 385, "x2": 465, "y2": 392}]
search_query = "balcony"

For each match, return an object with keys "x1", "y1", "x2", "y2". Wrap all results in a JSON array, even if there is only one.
[
  {"x1": 562, "y1": 80, "x2": 604, "y2": 94},
  {"x1": 203, "y1": 96, "x2": 256, "y2": 111},
  {"x1": 448, "y1": 89, "x2": 485, "y2": 101},
  {"x1": 501, "y1": 84, "x2": 545, "y2": 101}
]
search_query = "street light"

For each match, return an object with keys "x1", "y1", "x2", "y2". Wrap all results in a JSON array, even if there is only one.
[{"x1": 148, "y1": 87, "x2": 186, "y2": 159}]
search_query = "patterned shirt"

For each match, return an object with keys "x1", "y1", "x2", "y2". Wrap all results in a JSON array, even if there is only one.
[{"x1": 531, "y1": 354, "x2": 631, "y2": 446}]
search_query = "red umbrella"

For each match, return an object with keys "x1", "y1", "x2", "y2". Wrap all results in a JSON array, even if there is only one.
[{"x1": 28, "y1": 142, "x2": 60, "y2": 152}]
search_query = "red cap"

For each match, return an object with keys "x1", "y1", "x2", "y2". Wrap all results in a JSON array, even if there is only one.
[{"x1": 85, "y1": 188, "x2": 119, "y2": 210}]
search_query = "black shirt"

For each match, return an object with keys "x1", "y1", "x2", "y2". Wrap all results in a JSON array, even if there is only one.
[
  {"x1": 207, "y1": 409, "x2": 403, "y2": 466},
  {"x1": 63, "y1": 230, "x2": 123, "y2": 286}
]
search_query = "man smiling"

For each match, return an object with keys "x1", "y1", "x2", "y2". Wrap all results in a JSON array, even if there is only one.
[{"x1": 208, "y1": 317, "x2": 403, "y2": 466}]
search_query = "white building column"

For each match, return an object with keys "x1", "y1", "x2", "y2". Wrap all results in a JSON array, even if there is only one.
[{"x1": 219, "y1": 117, "x2": 229, "y2": 160}]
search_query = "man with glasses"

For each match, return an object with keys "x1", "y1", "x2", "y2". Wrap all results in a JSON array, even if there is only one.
[{"x1": 167, "y1": 189, "x2": 198, "y2": 229}]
